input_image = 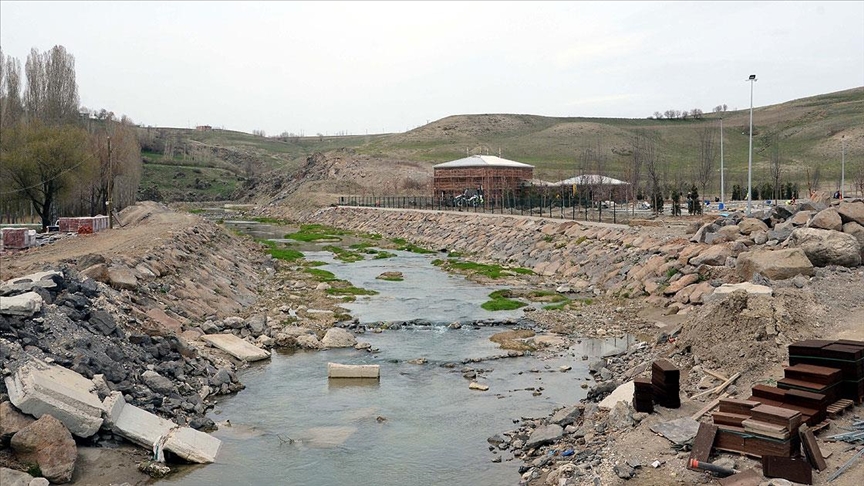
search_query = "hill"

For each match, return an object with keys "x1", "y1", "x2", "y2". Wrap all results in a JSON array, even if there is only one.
[{"x1": 138, "y1": 87, "x2": 864, "y2": 204}]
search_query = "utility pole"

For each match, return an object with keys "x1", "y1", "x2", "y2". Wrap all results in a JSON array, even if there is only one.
[{"x1": 107, "y1": 136, "x2": 113, "y2": 229}]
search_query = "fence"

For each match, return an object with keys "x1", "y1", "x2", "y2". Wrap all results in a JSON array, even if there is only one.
[{"x1": 335, "y1": 194, "x2": 651, "y2": 225}]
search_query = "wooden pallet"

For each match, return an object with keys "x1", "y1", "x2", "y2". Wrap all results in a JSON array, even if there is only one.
[
  {"x1": 827, "y1": 398, "x2": 854, "y2": 418},
  {"x1": 810, "y1": 419, "x2": 831, "y2": 433}
]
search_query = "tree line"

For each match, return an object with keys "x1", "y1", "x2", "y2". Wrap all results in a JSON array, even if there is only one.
[{"x1": 0, "y1": 45, "x2": 141, "y2": 229}]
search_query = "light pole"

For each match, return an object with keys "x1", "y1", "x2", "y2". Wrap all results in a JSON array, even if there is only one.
[
  {"x1": 747, "y1": 74, "x2": 757, "y2": 215},
  {"x1": 720, "y1": 116, "x2": 724, "y2": 208},
  {"x1": 841, "y1": 135, "x2": 846, "y2": 199}
]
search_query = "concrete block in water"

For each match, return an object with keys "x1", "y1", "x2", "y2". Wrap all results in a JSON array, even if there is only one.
[
  {"x1": 5, "y1": 361, "x2": 104, "y2": 437},
  {"x1": 201, "y1": 334, "x2": 270, "y2": 362},
  {"x1": 327, "y1": 363, "x2": 380, "y2": 379},
  {"x1": 103, "y1": 392, "x2": 221, "y2": 464}
]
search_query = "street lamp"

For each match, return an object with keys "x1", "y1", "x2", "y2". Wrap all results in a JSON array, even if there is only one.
[
  {"x1": 841, "y1": 135, "x2": 846, "y2": 199},
  {"x1": 720, "y1": 116, "x2": 724, "y2": 208},
  {"x1": 747, "y1": 74, "x2": 757, "y2": 215}
]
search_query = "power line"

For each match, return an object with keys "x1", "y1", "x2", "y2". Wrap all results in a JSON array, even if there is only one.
[{"x1": 0, "y1": 151, "x2": 98, "y2": 195}]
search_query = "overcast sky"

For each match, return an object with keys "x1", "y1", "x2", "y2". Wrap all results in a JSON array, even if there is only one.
[{"x1": 2, "y1": 1, "x2": 862, "y2": 136}]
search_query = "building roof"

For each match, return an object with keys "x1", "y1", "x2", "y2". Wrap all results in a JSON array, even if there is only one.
[
  {"x1": 433, "y1": 155, "x2": 534, "y2": 169},
  {"x1": 555, "y1": 175, "x2": 630, "y2": 186}
]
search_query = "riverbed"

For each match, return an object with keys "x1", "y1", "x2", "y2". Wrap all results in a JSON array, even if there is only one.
[{"x1": 161, "y1": 220, "x2": 631, "y2": 485}]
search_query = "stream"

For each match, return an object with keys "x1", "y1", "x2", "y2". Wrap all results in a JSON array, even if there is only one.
[{"x1": 161, "y1": 219, "x2": 633, "y2": 485}]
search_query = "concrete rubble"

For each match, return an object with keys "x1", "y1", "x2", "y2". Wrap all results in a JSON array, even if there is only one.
[
  {"x1": 102, "y1": 392, "x2": 221, "y2": 464},
  {"x1": 201, "y1": 333, "x2": 271, "y2": 362},
  {"x1": 0, "y1": 292, "x2": 43, "y2": 317},
  {"x1": 327, "y1": 362, "x2": 380, "y2": 379},
  {"x1": 5, "y1": 360, "x2": 104, "y2": 438},
  {"x1": 4, "y1": 360, "x2": 221, "y2": 464}
]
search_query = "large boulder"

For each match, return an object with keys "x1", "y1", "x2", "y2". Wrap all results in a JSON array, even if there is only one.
[
  {"x1": 321, "y1": 328, "x2": 357, "y2": 348},
  {"x1": 837, "y1": 200, "x2": 864, "y2": 225},
  {"x1": 738, "y1": 218, "x2": 769, "y2": 235},
  {"x1": 10, "y1": 415, "x2": 77, "y2": 484},
  {"x1": 843, "y1": 222, "x2": 864, "y2": 259},
  {"x1": 0, "y1": 401, "x2": 35, "y2": 446},
  {"x1": 0, "y1": 468, "x2": 35, "y2": 486},
  {"x1": 808, "y1": 208, "x2": 843, "y2": 231},
  {"x1": 524, "y1": 424, "x2": 563, "y2": 450},
  {"x1": 107, "y1": 265, "x2": 138, "y2": 290},
  {"x1": 689, "y1": 244, "x2": 732, "y2": 266},
  {"x1": 141, "y1": 370, "x2": 177, "y2": 395},
  {"x1": 789, "y1": 228, "x2": 862, "y2": 267},
  {"x1": 737, "y1": 248, "x2": 815, "y2": 280}
]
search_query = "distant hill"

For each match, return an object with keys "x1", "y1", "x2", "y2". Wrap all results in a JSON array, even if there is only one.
[{"x1": 138, "y1": 87, "x2": 863, "y2": 202}]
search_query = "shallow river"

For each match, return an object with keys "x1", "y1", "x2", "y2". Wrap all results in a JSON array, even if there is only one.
[{"x1": 162, "y1": 221, "x2": 632, "y2": 485}]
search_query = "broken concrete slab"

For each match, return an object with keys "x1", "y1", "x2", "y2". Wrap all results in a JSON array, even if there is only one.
[
  {"x1": 5, "y1": 361, "x2": 104, "y2": 438},
  {"x1": 102, "y1": 392, "x2": 220, "y2": 464},
  {"x1": 703, "y1": 282, "x2": 773, "y2": 303},
  {"x1": 598, "y1": 380, "x2": 634, "y2": 410},
  {"x1": 327, "y1": 363, "x2": 380, "y2": 379},
  {"x1": 650, "y1": 417, "x2": 701, "y2": 445},
  {"x1": 1, "y1": 270, "x2": 63, "y2": 296},
  {"x1": 201, "y1": 334, "x2": 270, "y2": 362},
  {"x1": 0, "y1": 292, "x2": 44, "y2": 317}
]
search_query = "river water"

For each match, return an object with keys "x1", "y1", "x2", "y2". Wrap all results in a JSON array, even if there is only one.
[{"x1": 162, "y1": 220, "x2": 633, "y2": 485}]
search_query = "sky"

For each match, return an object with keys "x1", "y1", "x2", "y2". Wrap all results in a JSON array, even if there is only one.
[{"x1": 1, "y1": 1, "x2": 863, "y2": 136}]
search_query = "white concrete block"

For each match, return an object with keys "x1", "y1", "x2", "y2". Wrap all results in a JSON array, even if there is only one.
[
  {"x1": 102, "y1": 392, "x2": 220, "y2": 464},
  {"x1": 201, "y1": 334, "x2": 270, "y2": 362},
  {"x1": 0, "y1": 292, "x2": 43, "y2": 317},
  {"x1": 598, "y1": 380, "x2": 635, "y2": 410},
  {"x1": 703, "y1": 282, "x2": 773, "y2": 303},
  {"x1": 327, "y1": 363, "x2": 380, "y2": 379},
  {"x1": 5, "y1": 361, "x2": 103, "y2": 437}
]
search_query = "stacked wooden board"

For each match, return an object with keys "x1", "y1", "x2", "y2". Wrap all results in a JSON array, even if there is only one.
[
  {"x1": 788, "y1": 339, "x2": 864, "y2": 403},
  {"x1": 652, "y1": 359, "x2": 681, "y2": 408},
  {"x1": 711, "y1": 398, "x2": 802, "y2": 458},
  {"x1": 633, "y1": 376, "x2": 653, "y2": 413},
  {"x1": 749, "y1": 384, "x2": 827, "y2": 426}
]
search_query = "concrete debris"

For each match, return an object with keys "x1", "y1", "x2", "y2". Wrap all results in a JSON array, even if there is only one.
[
  {"x1": 5, "y1": 360, "x2": 104, "y2": 438},
  {"x1": 201, "y1": 334, "x2": 271, "y2": 362},
  {"x1": 102, "y1": 392, "x2": 221, "y2": 464},
  {"x1": 327, "y1": 362, "x2": 380, "y2": 379},
  {"x1": 0, "y1": 292, "x2": 43, "y2": 317}
]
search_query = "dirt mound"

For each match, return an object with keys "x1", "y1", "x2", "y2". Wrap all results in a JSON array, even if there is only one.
[{"x1": 678, "y1": 288, "x2": 827, "y2": 384}]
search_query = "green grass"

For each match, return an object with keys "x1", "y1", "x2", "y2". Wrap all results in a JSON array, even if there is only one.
[
  {"x1": 482, "y1": 289, "x2": 529, "y2": 311},
  {"x1": 350, "y1": 242, "x2": 374, "y2": 250},
  {"x1": 373, "y1": 250, "x2": 396, "y2": 259},
  {"x1": 527, "y1": 290, "x2": 568, "y2": 303},
  {"x1": 326, "y1": 286, "x2": 379, "y2": 296},
  {"x1": 284, "y1": 224, "x2": 346, "y2": 242},
  {"x1": 305, "y1": 268, "x2": 338, "y2": 281},
  {"x1": 305, "y1": 260, "x2": 327, "y2": 267},
  {"x1": 252, "y1": 216, "x2": 291, "y2": 225},
  {"x1": 323, "y1": 245, "x2": 365, "y2": 262},
  {"x1": 258, "y1": 239, "x2": 304, "y2": 261},
  {"x1": 434, "y1": 259, "x2": 535, "y2": 279},
  {"x1": 391, "y1": 237, "x2": 435, "y2": 254}
]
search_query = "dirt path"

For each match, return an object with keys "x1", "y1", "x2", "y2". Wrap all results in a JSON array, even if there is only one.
[{"x1": 1, "y1": 202, "x2": 198, "y2": 280}]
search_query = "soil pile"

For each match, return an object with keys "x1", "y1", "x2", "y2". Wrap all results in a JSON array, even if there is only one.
[{"x1": 677, "y1": 288, "x2": 826, "y2": 384}]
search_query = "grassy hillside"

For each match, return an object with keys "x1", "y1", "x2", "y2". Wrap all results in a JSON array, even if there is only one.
[{"x1": 139, "y1": 87, "x2": 864, "y2": 201}]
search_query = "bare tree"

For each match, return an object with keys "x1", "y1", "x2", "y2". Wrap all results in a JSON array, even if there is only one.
[
  {"x1": 768, "y1": 137, "x2": 782, "y2": 202},
  {"x1": 640, "y1": 132, "x2": 665, "y2": 214},
  {"x1": 853, "y1": 160, "x2": 864, "y2": 197},
  {"x1": 629, "y1": 130, "x2": 650, "y2": 215},
  {"x1": 694, "y1": 125, "x2": 717, "y2": 198},
  {"x1": 24, "y1": 45, "x2": 79, "y2": 124},
  {"x1": 1, "y1": 54, "x2": 25, "y2": 128},
  {"x1": 806, "y1": 165, "x2": 822, "y2": 197}
]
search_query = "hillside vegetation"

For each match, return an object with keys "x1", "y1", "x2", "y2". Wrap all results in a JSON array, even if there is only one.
[{"x1": 139, "y1": 87, "x2": 864, "y2": 203}]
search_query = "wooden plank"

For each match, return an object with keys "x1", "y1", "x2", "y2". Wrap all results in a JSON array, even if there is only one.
[
  {"x1": 741, "y1": 419, "x2": 791, "y2": 440},
  {"x1": 762, "y1": 455, "x2": 813, "y2": 485},
  {"x1": 692, "y1": 372, "x2": 740, "y2": 400},
  {"x1": 799, "y1": 424, "x2": 827, "y2": 471},
  {"x1": 691, "y1": 393, "x2": 729, "y2": 420},
  {"x1": 719, "y1": 398, "x2": 761, "y2": 414},
  {"x1": 704, "y1": 369, "x2": 730, "y2": 382},
  {"x1": 688, "y1": 422, "x2": 718, "y2": 465},
  {"x1": 712, "y1": 411, "x2": 751, "y2": 427}
]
